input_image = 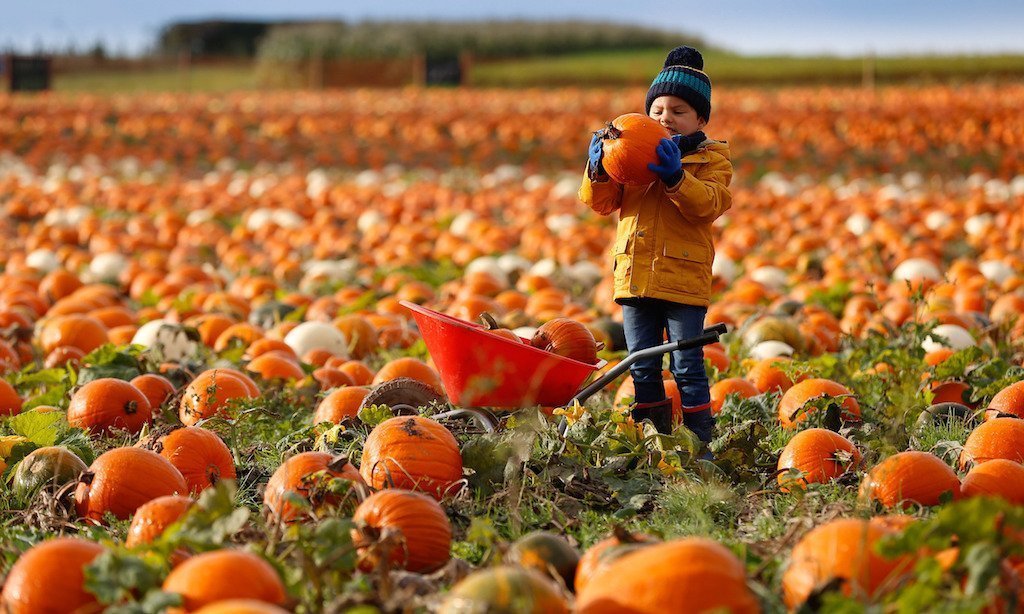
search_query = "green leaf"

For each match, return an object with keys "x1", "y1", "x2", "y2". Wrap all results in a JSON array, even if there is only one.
[
  {"x1": 356, "y1": 404, "x2": 394, "y2": 427},
  {"x1": 84, "y1": 550, "x2": 166, "y2": 605},
  {"x1": 7, "y1": 409, "x2": 65, "y2": 447}
]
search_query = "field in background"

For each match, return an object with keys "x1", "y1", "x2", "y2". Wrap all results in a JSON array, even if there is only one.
[{"x1": 49, "y1": 49, "x2": 1024, "y2": 93}]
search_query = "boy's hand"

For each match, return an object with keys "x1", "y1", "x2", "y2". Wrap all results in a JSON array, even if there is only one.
[
  {"x1": 648, "y1": 138, "x2": 683, "y2": 186},
  {"x1": 588, "y1": 133, "x2": 605, "y2": 174}
]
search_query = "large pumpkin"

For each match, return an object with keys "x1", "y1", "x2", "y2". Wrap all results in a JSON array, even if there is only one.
[
  {"x1": 781, "y1": 518, "x2": 913, "y2": 609},
  {"x1": 859, "y1": 450, "x2": 960, "y2": 509},
  {"x1": 0, "y1": 537, "x2": 105, "y2": 614},
  {"x1": 162, "y1": 549, "x2": 287, "y2": 612},
  {"x1": 352, "y1": 489, "x2": 452, "y2": 573},
  {"x1": 75, "y1": 446, "x2": 188, "y2": 523},
  {"x1": 264, "y1": 451, "x2": 365, "y2": 523},
  {"x1": 575, "y1": 537, "x2": 759, "y2": 613},
  {"x1": 67, "y1": 377, "x2": 154, "y2": 434},
  {"x1": 596, "y1": 113, "x2": 670, "y2": 186},
  {"x1": 154, "y1": 426, "x2": 236, "y2": 494},
  {"x1": 440, "y1": 566, "x2": 569, "y2": 614},
  {"x1": 960, "y1": 458, "x2": 1024, "y2": 504},
  {"x1": 575, "y1": 530, "x2": 660, "y2": 593},
  {"x1": 360, "y1": 415, "x2": 463, "y2": 499}
]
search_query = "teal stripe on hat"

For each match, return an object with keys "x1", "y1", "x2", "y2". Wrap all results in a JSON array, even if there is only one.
[{"x1": 651, "y1": 69, "x2": 711, "y2": 101}]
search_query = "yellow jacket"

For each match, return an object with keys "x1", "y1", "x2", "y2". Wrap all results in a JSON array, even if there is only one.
[{"x1": 578, "y1": 140, "x2": 733, "y2": 307}]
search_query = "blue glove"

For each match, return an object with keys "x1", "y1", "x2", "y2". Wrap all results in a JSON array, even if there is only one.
[
  {"x1": 648, "y1": 137, "x2": 683, "y2": 186},
  {"x1": 588, "y1": 133, "x2": 604, "y2": 174}
]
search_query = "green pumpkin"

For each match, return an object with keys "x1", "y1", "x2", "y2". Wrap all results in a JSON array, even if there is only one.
[
  {"x1": 440, "y1": 566, "x2": 568, "y2": 614},
  {"x1": 506, "y1": 531, "x2": 580, "y2": 590},
  {"x1": 13, "y1": 446, "x2": 88, "y2": 500},
  {"x1": 741, "y1": 315, "x2": 805, "y2": 352}
]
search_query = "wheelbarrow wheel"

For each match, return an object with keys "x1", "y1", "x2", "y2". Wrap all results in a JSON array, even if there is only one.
[{"x1": 358, "y1": 377, "x2": 447, "y2": 415}]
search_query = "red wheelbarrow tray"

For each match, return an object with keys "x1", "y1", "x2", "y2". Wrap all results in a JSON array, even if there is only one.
[{"x1": 401, "y1": 300, "x2": 606, "y2": 408}]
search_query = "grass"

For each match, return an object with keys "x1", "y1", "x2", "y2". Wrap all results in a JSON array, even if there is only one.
[{"x1": 47, "y1": 49, "x2": 1024, "y2": 94}]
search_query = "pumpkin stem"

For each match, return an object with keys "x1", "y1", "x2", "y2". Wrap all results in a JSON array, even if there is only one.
[
  {"x1": 602, "y1": 121, "x2": 622, "y2": 140},
  {"x1": 124, "y1": 400, "x2": 138, "y2": 415},
  {"x1": 327, "y1": 455, "x2": 351, "y2": 473},
  {"x1": 612, "y1": 524, "x2": 638, "y2": 543},
  {"x1": 479, "y1": 312, "x2": 500, "y2": 330}
]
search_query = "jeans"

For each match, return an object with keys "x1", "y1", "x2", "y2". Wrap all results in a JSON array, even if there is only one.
[{"x1": 620, "y1": 297, "x2": 711, "y2": 408}]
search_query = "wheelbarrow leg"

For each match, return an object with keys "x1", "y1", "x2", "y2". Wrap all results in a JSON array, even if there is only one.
[{"x1": 557, "y1": 323, "x2": 728, "y2": 436}]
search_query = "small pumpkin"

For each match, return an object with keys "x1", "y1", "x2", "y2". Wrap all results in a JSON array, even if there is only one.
[
  {"x1": 859, "y1": 450, "x2": 960, "y2": 509},
  {"x1": 312, "y1": 386, "x2": 370, "y2": 424},
  {"x1": 360, "y1": 415, "x2": 463, "y2": 499},
  {"x1": 179, "y1": 369, "x2": 259, "y2": 426},
  {"x1": 777, "y1": 378, "x2": 861, "y2": 429},
  {"x1": 507, "y1": 531, "x2": 581, "y2": 590},
  {"x1": 67, "y1": 377, "x2": 154, "y2": 434},
  {"x1": 162, "y1": 549, "x2": 287, "y2": 612},
  {"x1": 352, "y1": 489, "x2": 452, "y2": 573},
  {"x1": 75, "y1": 447, "x2": 188, "y2": 523},
  {"x1": 530, "y1": 318, "x2": 600, "y2": 365},
  {"x1": 154, "y1": 426, "x2": 236, "y2": 494},
  {"x1": 12, "y1": 445, "x2": 88, "y2": 500},
  {"x1": 575, "y1": 528, "x2": 659, "y2": 593},
  {"x1": 264, "y1": 451, "x2": 365, "y2": 524},
  {"x1": 480, "y1": 311, "x2": 525, "y2": 344},
  {"x1": 125, "y1": 494, "x2": 194, "y2": 548},
  {"x1": 0, "y1": 537, "x2": 105, "y2": 614},
  {"x1": 596, "y1": 113, "x2": 671, "y2": 186},
  {"x1": 440, "y1": 566, "x2": 569, "y2": 614},
  {"x1": 192, "y1": 600, "x2": 291, "y2": 614},
  {"x1": 777, "y1": 428, "x2": 861, "y2": 491}
]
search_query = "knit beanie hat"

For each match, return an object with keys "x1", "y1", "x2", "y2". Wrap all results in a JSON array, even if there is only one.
[{"x1": 645, "y1": 46, "x2": 712, "y2": 121}]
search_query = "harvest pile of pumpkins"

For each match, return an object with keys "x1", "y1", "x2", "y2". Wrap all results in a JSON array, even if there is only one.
[{"x1": 0, "y1": 84, "x2": 1022, "y2": 611}]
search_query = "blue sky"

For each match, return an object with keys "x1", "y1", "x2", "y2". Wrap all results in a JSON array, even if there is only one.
[{"x1": 2, "y1": 1, "x2": 1022, "y2": 56}]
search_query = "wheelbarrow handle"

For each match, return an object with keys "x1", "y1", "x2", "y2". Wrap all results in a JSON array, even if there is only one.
[{"x1": 569, "y1": 322, "x2": 728, "y2": 406}]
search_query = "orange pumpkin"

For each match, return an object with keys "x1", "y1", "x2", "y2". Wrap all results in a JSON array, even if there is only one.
[
  {"x1": 75, "y1": 447, "x2": 188, "y2": 523},
  {"x1": 179, "y1": 369, "x2": 259, "y2": 426},
  {"x1": 777, "y1": 428, "x2": 861, "y2": 491},
  {"x1": 125, "y1": 494, "x2": 194, "y2": 548},
  {"x1": 596, "y1": 113, "x2": 670, "y2": 186},
  {"x1": 313, "y1": 386, "x2": 370, "y2": 424},
  {"x1": 860, "y1": 450, "x2": 960, "y2": 509},
  {"x1": 156, "y1": 427, "x2": 236, "y2": 494},
  {"x1": 38, "y1": 314, "x2": 108, "y2": 355},
  {"x1": 0, "y1": 537, "x2": 105, "y2": 614},
  {"x1": 162, "y1": 549, "x2": 287, "y2": 612},
  {"x1": 192, "y1": 601, "x2": 291, "y2": 614},
  {"x1": 371, "y1": 357, "x2": 444, "y2": 394},
  {"x1": 777, "y1": 378, "x2": 861, "y2": 429},
  {"x1": 576, "y1": 538, "x2": 759, "y2": 613},
  {"x1": 352, "y1": 489, "x2": 452, "y2": 573},
  {"x1": 264, "y1": 451, "x2": 365, "y2": 523},
  {"x1": 781, "y1": 518, "x2": 913, "y2": 609},
  {"x1": 67, "y1": 377, "x2": 153, "y2": 434},
  {"x1": 709, "y1": 377, "x2": 760, "y2": 414},
  {"x1": 130, "y1": 373, "x2": 177, "y2": 409},
  {"x1": 575, "y1": 530, "x2": 659, "y2": 594},
  {"x1": 360, "y1": 416, "x2": 463, "y2": 499},
  {"x1": 987, "y1": 381, "x2": 1024, "y2": 419},
  {"x1": 960, "y1": 417, "x2": 1024, "y2": 469},
  {"x1": 960, "y1": 458, "x2": 1024, "y2": 504},
  {"x1": 530, "y1": 317, "x2": 599, "y2": 365},
  {"x1": 0, "y1": 379, "x2": 23, "y2": 416}
]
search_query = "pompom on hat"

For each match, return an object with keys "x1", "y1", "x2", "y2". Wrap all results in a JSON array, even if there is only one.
[{"x1": 645, "y1": 46, "x2": 712, "y2": 121}]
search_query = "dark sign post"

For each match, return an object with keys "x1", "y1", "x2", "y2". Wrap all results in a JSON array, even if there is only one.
[
  {"x1": 424, "y1": 53, "x2": 464, "y2": 86},
  {"x1": 3, "y1": 55, "x2": 52, "y2": 92}
]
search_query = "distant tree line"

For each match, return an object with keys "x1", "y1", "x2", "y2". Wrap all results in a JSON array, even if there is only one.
[{"x1": 157, "y1": 19, "x2": 705, "y2": 60}]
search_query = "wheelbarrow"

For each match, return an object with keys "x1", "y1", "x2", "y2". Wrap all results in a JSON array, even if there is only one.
[{"x1": 400, "y1": 301, "x2": 728, "y2": 432}]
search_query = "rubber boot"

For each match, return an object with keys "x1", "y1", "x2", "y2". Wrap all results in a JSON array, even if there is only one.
[
  {"x1": 631, "y1": 399, "x2": 674, "y2": 435},
  {"x1": 683, "y1": 402, "x2": 715, "y2": 460}
]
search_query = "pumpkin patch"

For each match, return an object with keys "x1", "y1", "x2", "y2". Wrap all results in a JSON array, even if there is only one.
[{"x1": 0, "y1": 79, "x2": 1023, "y2": 611}]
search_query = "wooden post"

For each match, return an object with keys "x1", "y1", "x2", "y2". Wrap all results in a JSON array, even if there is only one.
[{"x1": 862, "y1": 49, "x2": 876, "y2": 91}]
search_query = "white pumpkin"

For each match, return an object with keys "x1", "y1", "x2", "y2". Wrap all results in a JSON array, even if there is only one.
[
  {"x1": 131, "y1": 320, "x2": 198, "y2": 362},
  {"x1": 845, "y1": 213, "x2": 872, "y2": 237},
  {"x1": 750, "y1": 266, "x2": 788, "y2": 290},
  {"x1": 25, "y1": 249, "x2": 60, "y2": 274},
  {"x1": 748, "y1": 340, "x2": 795, "y2": 361},
  {"x1": 88, "y1": 252, "x2": 128, "y2": 283},
  {"x1": 979, "y1": 260, "x2": 1014, "y2": 285},
  {"x1": 284, "y1": 322, "x2": 349, "y2": 359},
  {"x1": 565, "y1": 261, "x2": 603, "y2": 287},
  {"x1": 891, "y1": 258, "x2": 941, "y2": 282},
  {"x1": 922, "y1": 324, "x2": 976, "y2": 354},
  {"x1": 466, "y1": 257, "x2": 509, "y2": 287},
  {"x1": 712, "y1": 254, "x2": 738, "y2": 283}
]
